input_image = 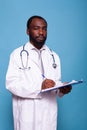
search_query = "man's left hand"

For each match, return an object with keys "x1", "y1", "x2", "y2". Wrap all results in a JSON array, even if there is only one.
[{"x1": 59, "y1": 83, "x2": 72, "y2": 94}]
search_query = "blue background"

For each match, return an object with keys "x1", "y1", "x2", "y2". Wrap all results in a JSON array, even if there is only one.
[{"x1": 0, "y1": 0, "x2": 87, "y2": 130}]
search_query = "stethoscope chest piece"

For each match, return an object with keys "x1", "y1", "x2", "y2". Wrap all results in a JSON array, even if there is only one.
[
  {"x1": 51, "y1": 53, "x2": 57, "y2": 69},
  {"x1": 52, "y1": 63, "x2": 57, "y2": 69}
]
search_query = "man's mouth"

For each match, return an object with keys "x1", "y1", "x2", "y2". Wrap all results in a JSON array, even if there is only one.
[{"x1": 36, "y1": 36, "x2": 45, "y2": 41}]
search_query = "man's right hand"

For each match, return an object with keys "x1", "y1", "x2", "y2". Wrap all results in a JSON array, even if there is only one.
[{"x1": 41, "y1": 79, "x2": 55, "y2": 90}]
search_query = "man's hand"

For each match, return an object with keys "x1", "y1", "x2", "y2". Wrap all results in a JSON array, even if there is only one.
[
  {"x1": 42, "y1": 79, "x2": 55, "y2": 90},
  {"x1": 59, "y1": 83, "x2": 72, "y2": 94}
]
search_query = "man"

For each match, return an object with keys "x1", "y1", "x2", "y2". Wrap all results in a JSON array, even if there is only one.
[{"x1": 6, "y1": 15, "x2": 72, "y2": 130}]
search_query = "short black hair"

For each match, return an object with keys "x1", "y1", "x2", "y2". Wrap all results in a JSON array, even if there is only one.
[{"x1": 27, "y1": 15, "x2": 47, "y2": 29}]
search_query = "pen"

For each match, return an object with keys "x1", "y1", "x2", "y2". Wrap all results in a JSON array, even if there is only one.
[{"x1": 42, "y1": 74, "x2": 46, "y2": 79}]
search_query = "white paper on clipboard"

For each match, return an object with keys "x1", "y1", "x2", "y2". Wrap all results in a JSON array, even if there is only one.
[{"x1": 40, "y1": 79, "x2": 84, "y2": 93}]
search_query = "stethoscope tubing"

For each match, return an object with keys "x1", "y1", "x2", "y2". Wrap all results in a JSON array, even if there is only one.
[{"x1": 20, "y1": 44, "x2": 57, "y2": 69}]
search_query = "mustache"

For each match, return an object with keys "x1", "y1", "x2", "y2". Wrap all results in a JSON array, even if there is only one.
[{"x1": 36, "y1": 35, "x2": 46, "y2": 39}]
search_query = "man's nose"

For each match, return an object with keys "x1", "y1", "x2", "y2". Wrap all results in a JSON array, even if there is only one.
[{"x1": 39, "y1": 28, "x2": 43, "y2": 34}]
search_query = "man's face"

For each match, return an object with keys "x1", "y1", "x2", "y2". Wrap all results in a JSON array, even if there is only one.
[{"x1": 27, "y1": 18, "x2": 47, "y2": 49}]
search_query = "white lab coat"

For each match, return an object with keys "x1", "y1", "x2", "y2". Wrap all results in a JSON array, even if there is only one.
[{"x1": 6, "y1": 42, "x2": 63, "y2": 130}]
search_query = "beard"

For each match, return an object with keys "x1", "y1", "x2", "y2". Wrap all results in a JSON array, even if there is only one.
[{"x1": 29, "y1": 35, "x2": 47, "y2": 49}]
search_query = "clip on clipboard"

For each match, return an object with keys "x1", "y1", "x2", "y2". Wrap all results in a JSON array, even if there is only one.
[{"x1": 40, "y1": 79, "x2": 84, "y2": 93}]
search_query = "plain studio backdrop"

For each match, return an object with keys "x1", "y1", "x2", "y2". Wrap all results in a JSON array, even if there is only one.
[{"x1": 0, "y1": 0, "x2": 87, "y2": 130}]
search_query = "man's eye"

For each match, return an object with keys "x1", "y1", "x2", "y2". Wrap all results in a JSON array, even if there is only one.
[
  {"x1": 43, "y1": 27, "x2": 47, "y2": 31},
  {"x1": 33, "y1": 27, "x2": 39, "y2": 30}
]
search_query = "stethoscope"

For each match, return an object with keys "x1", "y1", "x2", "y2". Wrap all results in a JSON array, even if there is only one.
[{"x1": 19, "y1": 44, "x2": 57, "y2": 70}]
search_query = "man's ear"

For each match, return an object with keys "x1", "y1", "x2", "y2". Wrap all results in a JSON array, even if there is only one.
[{"x1": 26, "y1": 29, "x2": 29, "y2": 35}]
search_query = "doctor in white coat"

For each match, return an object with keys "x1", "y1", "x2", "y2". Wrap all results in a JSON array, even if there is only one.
[{"x1": 6, "y1": 15, "x2": 72, "y2": 130}]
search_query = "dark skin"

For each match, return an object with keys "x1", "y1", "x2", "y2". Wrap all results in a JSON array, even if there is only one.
[
  {"x1": 27, "y1": 17, "x2": 72, "y2": 95},
  {"x1": 27, "y1": 18, "x2": 47, "y2": 49}
]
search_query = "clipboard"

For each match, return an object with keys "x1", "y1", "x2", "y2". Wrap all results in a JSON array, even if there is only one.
[{"x1": 40, "y1": 79, "x2": 84, "y2": 93}]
